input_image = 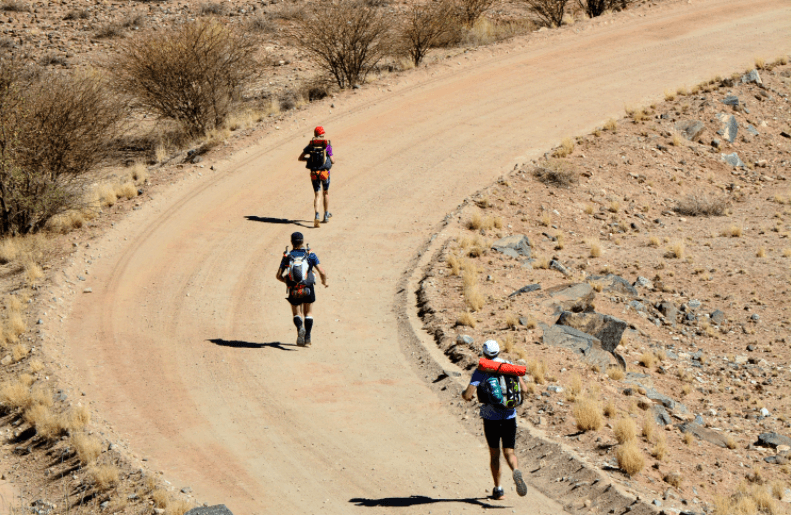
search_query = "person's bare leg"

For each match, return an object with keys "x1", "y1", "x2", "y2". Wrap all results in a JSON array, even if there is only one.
[
  {"x1": 323, "y1": 190, "x2": 329, "y2": 215},
  {"x1": 313, "y1": 191, "x2": 320, "y2": 218},
  {"x1": 504, "y1": 448, "x2": 528, "y2": 496},
  {"x1": 502, "y1": 448, "x2": 518, "y2": 472},
  {"x1": 489, "y1": 447, "x2": 501, "y2": 490}
]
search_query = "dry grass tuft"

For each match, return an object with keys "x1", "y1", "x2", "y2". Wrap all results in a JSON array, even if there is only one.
[
  {"x1": 588, "y1": 239, "x2": 602, "y2": 258},
  {"x1": 638, "y1": 352, "x2": 655, "y2": 368},
  {"x1": 24, "y1": 403, "x2": 65, "y2": 441},
  {"x1": 603, "y1": 400, "x2": 616, "y2": 418},
  {"x1": 584, "y1": 204, "x2": 594, "y2": 215},
  {"x1": 722, "y1": 225, "x2": 743, "y2": 238},
  {"x1": 572, "y1": 398, "x2": 603, "y2": 432},
  {"x1": 167, "y1": 499, "x2": 194, "y2": 515},
  {"x1": 115, "y1": 182, "x2": 138, "y2": 200},
  {"x1": 567, "y1": 374, "x2": 582, "y2": 400},
  {"x1": 446, "y1": 253, "x2": 461, "y2": 276},
  {"x1": 726, "y1": 435, "x2": 738, "y2": 450},
  {"x1": 664, "y1": 89, "x2": 676, "y2": 101},
  {"x1": 0, "y1": 379, "x2": 31, "y2": 410},
  {"x1": 648, "y1": 236, "x2": 660, "y2": 247},
  {"x1": 755, "y1": 56, "x2": 766, "y2": 69},
  {"x1": 130, "y1": 162, "x2": 149, "y2": 184},
  {"x1": 751, "y1": 485, "x2": 775, "y2": 513},
  {"x1": 552, "y1": 137, "x2": 574, "y2": 158},
  {"x1": 683, "y1": 431, "x2": 694, "y2": 445},
  {"x1": 90, "y1": 464, "x2": 120, "y2": 490},
  {"x1": 8, "y1": 313, "x2": 26, "y2": 337},
  {"x1": 681, "y1": 384, "x2": 692, "y2": 397},
  {"x1": 782, "y1": 248, "x2": 791, "y2": 258},
  {"x1": 652, "y1": 434, "x2": 667, "y2": 460},
  {"x1": 642, "y1": 417, "x2": 655, "y2": 442},
  {"x1": 528, "y1": 360, "x2": 546, "y2": 384},
  {"x1": 603, "y1": 118, "x2": 617, "y2": 131},
  {"x1": 757, "y1": 246, "x2": 766, "y2": 258},
  {"x1": 664, "y1": 471, "x2": 682, "y2": 488},
  {"x1": 607, "y1": 366, "x2": 625, "y2": 381},
  {"x1": 616, "y1": 441, "x2": 645, "y2": 477},
  {"x1": 505, "y1": 314, "x2": 518, "y2": 330},
  {"x1": 613, "y1": 418, "x2": 637, "y2": 444},
  {"x1": 456, "y1": 312, "x2": 476, "y2": 328},
  {"x1": 533, "y1": 159, "x2": 579, "y2": 187},
  {"x1": 12, "y1": 343, "x2": 28, "y2": 362},
  {"x1": 25, "y1": 261, "x2": 44, "y2": 283},
  {"x1": 72, "y1": 433, "x2": 103, "y2": 465},
  {"x1": 68, "y1": 404, "x2": 91, "y2": 432},
  {"x1": 152, "y1": 489, "x2": 170, "y2": 508}
]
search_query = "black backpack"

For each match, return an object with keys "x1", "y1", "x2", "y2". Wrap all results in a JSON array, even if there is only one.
[
  {"x1": 283, "y1": 247, "x2": 315, "y2": 298},
  {"x1": 306, "y1": 138, "x2": 331, "y2": 171},
  {"x1": 477, "y1": 373, "x2": 523, "y2": 409}
]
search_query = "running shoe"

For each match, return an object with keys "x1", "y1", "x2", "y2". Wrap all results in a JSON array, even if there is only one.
[
  {"x1": 513, "y1": 469, "x2": 528, "y2": 497},
  {"x1": 322, "y1": 212, "x2": 332, "y2": 223},
  {"x1": 304, "y1": 334, "x2": 312, "y2": 347},
  {"x1": 297, "y1": 326, "x2": 306, "y2": 346},
  {"x1": 491, "y1": 486, "x2": 505, "y2": 500}
]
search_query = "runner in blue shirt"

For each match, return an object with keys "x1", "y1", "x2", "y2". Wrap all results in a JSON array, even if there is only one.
[{"x1": 462, "y1": 340, "x2": 529, "y2": 500}]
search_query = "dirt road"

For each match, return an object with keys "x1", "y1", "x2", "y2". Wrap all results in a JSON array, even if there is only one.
[{"x1": 59, "y1": 0, "x2": 790, "y2": 512}]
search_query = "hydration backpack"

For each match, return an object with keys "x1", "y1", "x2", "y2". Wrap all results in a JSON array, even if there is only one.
[
  {"x1": 477, "y1": 373, "x2": 523, "y2": 409},
  {"x1": 283, "y1": 247, "x2": 315, "y2": 298},
  {"x1": 306, "y1": 138, "x2": 331, "y2": 173}
]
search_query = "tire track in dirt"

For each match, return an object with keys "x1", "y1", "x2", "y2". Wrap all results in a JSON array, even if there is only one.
[{"x1": 57, "y1": 0, "x2": 789, "y2": 512}]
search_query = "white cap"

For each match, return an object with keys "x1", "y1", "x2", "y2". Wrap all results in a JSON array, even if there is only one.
[{"x1": 482, "y1": 340, "x2": 500, "y2": 358}]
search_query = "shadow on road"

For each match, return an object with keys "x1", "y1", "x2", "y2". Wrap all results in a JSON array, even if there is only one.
[
  {"x1": 208, "y1": 339, "x2": 296, "y2": 351},
  {"x1": 349, "y1": 495, "x2": 503, "y2": 509},
  {"x1": 245, "y1": 216, "x2": 311, "y2": 228}
]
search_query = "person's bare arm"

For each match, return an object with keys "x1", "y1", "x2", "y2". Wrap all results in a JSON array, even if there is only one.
[
  {"x1": 315, "y1": 264, "x2": 328, "y2": 287},
  {"x1": 462, "y1": 383, "x2": 476, "y2": 401},
  {"x1": 276, "y1": 268, "x2": 285, "y2": 283},
  {"x1": 298, "y1": 151, "x2": 309, "y2": 163},
  {"x1": 518, "y1": 376, "x2": 528, "y2": 393}
]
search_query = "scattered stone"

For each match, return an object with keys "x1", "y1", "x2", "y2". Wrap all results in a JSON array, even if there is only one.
[
  {"x1": 549, "y1": 259, "x2": 572, "y2": 277},
  {"x1": 656, "y1": 301, "x2": 677, "y2": 324},
  {"x1": 509, "y1": 283, "x2": 541, "y2": 298},
  {"x1": 542, "y1": 283, "x2": 595, "y2": 313},
  {"x1": 181, "y1": 487, "x2": 192, "y2": 494},
  {"x1": 83, "y1": 288, "x2": 92, "y2": 293},
  {"x1": 746, "y1": 124, "x2": 759, "y2": 137},
  {"x1": 721, "y1": 96, "x2": 739, "y2": 107},
  {"x1": 711, "y1": 138, "x2": 722, "y2": 148},
  {"x1": 710, "y1": 310, "x2": 725, "y2": 325},
  {"x1": 651, "y1": 405, "x2": 672, "y2": 426},
  {"x1": 741, "y1": 69, "x2": 762, "y2": 85},
  {"x1": 755, "y1": 432, "x2": 791, "y2": 449},
  {"x1": 675, "y1": 120, "x2": 706, "y2": 141},
  {"x1": 721, "y1": 152, "x2": 745, "y2": 168},
  {"x1": 643, "y1": 387, "x2": 689, "y2": 414},
  {"x1": 456, "y1": 335, "x2": 474, "y2": 346},
  {"x1": 491, "y1": 235, "x2": 531, "y2": 259},
  {"x1": 587, "y1": 274, "x2": 638, "y2": 297},
  {"x1": 718, "y1": 115, "x2": 738, "y2": 142},
  {"x1": 677, "y1": 422, "x2": 730, "y2": 447},
  {"x1": 556, "y1": 311, "x2": 628, "y2": 353},
  {"x1": 191, "y1": 156, "x2": 202, "y2": 164},
  {"x1": 634, "y1": 276, "x2": 653, "y2": 289},
  {"x1": 185, "y1": 505, "x2": 233, "y2": 515},
  {"x1": 547, "y1": 385, "x2": 564, "y2": 393},
  {"x1": 747, "y1": 344, "x2": 756, "y2": 351},
  {"x1": 541, "y1": 323, "x2": 614, "y2": 369},
  {"x1": 750, "y1": 313, "x2": 760, "y2": 322},
  {"x1": 688, "y1": 300, "x2": 701, "y2": 310}
]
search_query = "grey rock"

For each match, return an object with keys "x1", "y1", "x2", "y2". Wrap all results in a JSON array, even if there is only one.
[
  {"x1": 755, "y1": 432, "x2": 791, "y2": 449},
  {"x1": 587, "y1": 274, "x2": 638, "y2": 297},
  {"x1": 100, "y1": 502, "x2": 110, "y2": 510},
  {"x1": 764, "y1": 455, "x2": 789, "y2": 465},
  {"x1": 675, "y1": 120, "x2": 706, "y2": 141},
  {"x1": 542, "y1": 283, "x2": 595, "y2": 313},
  {"x1": 721, "y1": 152, "x2": 745, "y2": 167},
  {"x1": 629, "y1": 300, "x2": 645, "y2": 312},
  {"x1": 634, "y1": 276, "x2": 653, "y2": 289},
  {"x1": 717, "y1": 115, "x2": 738, "y2": 142},
  {"x1": 721, "y1": 95, "x2": 740, "y2": 107},
  {"x1": 541, "y1": 324, "x2": 613, "y2": 369},
  {"x1": 712, "y1": 138, "x2": 722, "y2": 148},
  {"x1": 555, "y1": 311, "x2": 627, "y2": 353},
  {"x1": 181, "y1": 487, "x2": 192, "y2": 494},
  {"x1": 657, "y1": 301, "x2": 677, "y2": 324},
  {"x1": 710, "y1": 310, "x2": 725, "y2": 325},
  {"x1": 456, "y1": 335, "x2": 474, "y2": 346},
  {"x1": 509, "y1": 283, "x2": 541, "y2": 298},
  {"x1": 185, "y1": 506, "x2": 233, "y2": 515},
  {"x1": 741, "y1": 69, "x2": 762, "y2": 85},
  {"x1": 83, "y1": 288, "x2": 92, "y2": 294},
  {"x1": 751, "y1": 313, "x2": 760, "y2": 321},
  {"x1": 549, "y1": 259, "x2": 572, "y2": 277},
  {"x1": 746, "y1": 124, "x2": 759, "y2": 137},
  {"x1": 644, "y1": 387, "x2": 689, "y2": 414},
  {"x1": 747, "y1": 344, "x2": 756, "y2": 351},
  {"x1": 760, "y1": 408, "x2": 770, "y2": 417},
  {"x1": 547, "y1": 385, "x2": 564, "y2": 393},
  {"x1": 37, "y1": 319, "x2": 44, "y2": 325},
  {"x1": 518, "y1": 316, "x2": 529, "y2": 326},
  {"x1": 492, "y1": 235, "x2": 531, "y2": 259},
  {"x1": 77, "y1": 275, "x2": 86, "y2": 281},
  {"x1": 651, "y1": 405, "x2": 672, "y2": 425},
  {"x1": 653, "y1": 500, "x2": 662, "y2": 507},
  {"x1": 678, "y1": 422, "x2": 729, "y2": 447},
  {"x1": 192, "y1": 155, "x2": 203, "y2": 164},
  {"x1": 694, "y1": 415, "x2": 705, "y2": 425},
  {"x1": 688, "y1": 299, "x2": 702, "y2": 310}
]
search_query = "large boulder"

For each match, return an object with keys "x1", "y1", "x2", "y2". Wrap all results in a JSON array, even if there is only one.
[
  {"x1": 755, "y1": 433, "x2": 791, "y2": 449},
  {"x1": 722, "y1": 152, "x2": 745, "y2": 168},
  {"x1": 587, "y1": 274, "x2": 638, "y2": 297},
  {"x1": 508, "y1": 283, "x2": 541, "y2": 298},
  {"x1": 555, "y1": 311, "x2": 627, "y2": 352},
  {"x1": 186, "y1": 505, "x2": 233, "y2": 515},
  {"x1": 491, "y1": 235, "x2": 531, "y2": 259},
  {"x1": 741, "y1": 69, "x2": 762, "y2": 85},
  {"x1": 542, "y1": 283, "x2": 595, "y2": 313},
  {"x1": 541, "y1": 324, "x2": 613, "y2": 369},
  {"x1": 675, "y1": 120, "x2": 706, "y2": 141},
  {"x1": 678, "y1": 422, "x2": 729, "y2": 448},
  {"x1": 717, "y1": 114, "x2": 738, "y2": 143}
]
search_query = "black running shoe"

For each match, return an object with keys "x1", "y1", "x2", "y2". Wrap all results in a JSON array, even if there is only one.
[
  {"x1": 297, "y1": 327, "x2": 306, "y2": 346},
  {"x1": 513, "y1": 469, "x2": 528, "y2": 497},
  {"x1": 492, "y1": 487, "x2": 505, "y2": 500}
]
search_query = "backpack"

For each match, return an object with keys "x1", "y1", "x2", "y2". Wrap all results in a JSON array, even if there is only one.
[
  {"x1": 306, "y1": 138, "x2": 332, "y2": 177},
  {"x1": 477, "y1": 372, "x2": 523, "y2": 409},
  {"x1": 283, "y1": 247, "x2": 315, "y2": 298}
]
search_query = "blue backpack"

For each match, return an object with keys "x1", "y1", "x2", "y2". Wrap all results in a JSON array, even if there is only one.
[{"x1": 477, "y1": 373, "x2": 523, "y2": 409}]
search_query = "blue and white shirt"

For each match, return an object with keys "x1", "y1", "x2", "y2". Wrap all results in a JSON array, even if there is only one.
[{"x1": 468, "y1": 358, "x2": 517, "y2": 421}]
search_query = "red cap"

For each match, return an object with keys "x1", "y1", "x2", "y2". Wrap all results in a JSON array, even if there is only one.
[{"x1": 314, "y1": 126, "x2": 325, "y2": 136}]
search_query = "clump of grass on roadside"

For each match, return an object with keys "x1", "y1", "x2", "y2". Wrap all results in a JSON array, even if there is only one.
[
  {"x1": 532, "y1": 159, "x2": 578, "y2": 187},
  {"x1": 616, "y1": 441, "x2": 645, "y2": 476},
  {"x1": 573, "y1": 398, "x2": 603, "y2": 432}
]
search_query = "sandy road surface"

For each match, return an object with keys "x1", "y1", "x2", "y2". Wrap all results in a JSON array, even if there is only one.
[{"x1": 59, "y1": 0, "x2": 790, "y2": 512}]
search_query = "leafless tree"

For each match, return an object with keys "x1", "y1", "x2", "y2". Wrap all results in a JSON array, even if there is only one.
[
  {"x1": 400, "y1": 0, "x2": 456, "y2": 66},
  {"x1": 578, "y1": 0, "x2": 633, "y2": 17},
  {"x1": 291, "y1": 0, "x2": 391, "y2": 89},
  {"x1": 455, "y1": 0, "x2": 497, "y2": 27},
  {"x1": 111, "y1": 19, "x2": 261, "y2": 136}
]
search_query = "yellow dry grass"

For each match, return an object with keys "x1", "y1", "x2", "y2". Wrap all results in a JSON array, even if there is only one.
[
  {"x1": 11, "y1": 343, "x2": 28, "y2": 363},
  {"x1": 152, "y1": 489, "x2": 169, "y2": 509},
  {"x1": 522, "y1": 315, "x2": 537, "y2": 329},
  {"x1": 456, "y1": 312, "x2": 476, "y2": 328},
  {"x1": 588, "y1": 239, "x2": 602, "y2": 258},
  {"x1": 25, "y1": 261, "x2": 44, "y2": 283},
  {"x1": 46, "y1": 211, "x2": 85, "y2": 233},
  {"x1": 670, "y1": 132, "x2": 682, "y2": 146},
  {"x1": 115, "y1": 182, "x2": 138, "y2": 200},
  {"x1": 463, "y1": 283, "x2": 484, "y2": 312},
  {"x1": 642, "y1": 417, "x2": 655, "y2": 442},
  {"x1": 648, "y1": 236, "x2": 660, "y2": 247},
  {"x1": 604, "y1": 118, "x2": 617, "y2": 131},
  {"x1": 96, "y1": 183, "x2": 118, "y2": 208},
  {"x1": 553, "y1": 137, "x2": 574, "y2": 158},
  {"x1": 130, "y1": 162, "x2": 149, "y2": 184},
  {"x1": 502, "y1": 334, "x2": 514, "y2": 354},
  {"x1": 638, "y1": 352, "x2": 655, "y2": 368},
  {"x1": 155, "y1": 142, "x2": 169, "y2": 163},
  {"x1": 505, "y1": 314, "x2": 518, "y2": 330},
  {"x1": 683, "y1": 431, "x2": 694, "y2": 445},
  {"x1": 616, "y1": 441, "x2": 645, "y2": 477},
  {"x1": 613, "y1": 418, "x2": 637, "y2": 444},
  {"x1": 722, "y1": 225, "x2": 743, "y2": 237},
  {"x1": 584, "y1": 204, "x2": 594, "y2": 215},
  {"x1": 664, "y1": 89, "x2": 676, "y2": 101},
  {"x1": 568, "y1": 374, "x2": 582, "y2": 398},
  {"x1": 90, "y1": 464, "x2": 120, "y2": 490},
  {"x1": 72, "y1": 433, "x2": 102, "y2": 465},
  {"x1": 8, "y1": 313, "x2": 26, "y2": 336},
  {"x1": 782, "y1": 248, "x2": 791, "y2": 258},
  {"x1": 24, "y1": 403, "x2": 65, "y2": 441},
  {"x1": 652, "y1": 434, "x2": 667, "y2": 460},
  {"x1": 0, "y1": 379, "x2": 31, "y2": 410},
  {"x1": 167, "y1": 499, "x2": 194, "y2": 515},
  {"x1": 572, "y1": 398, "x2": 603, "y2": 432},
  {"x1": 667, "y1": 240, "x2": 685, "y2": 259},
  {"x1": 69, "y1": 404, "x2": 91, "y2": 432},
  {"x1": 446, "y1": 253, "x2": 461, "y2": 276},
  {"x1": 607, "y1": 366, "x2": 625, "y2": 381},
  {"x1": 757, "y1": 246, "x2": 766, "y2": 258},
  {"x1": 30, "y1": 383, "x2": 52, "y2": 407},
  {"x1": 755, "y1": 56, "x2": 765, "y2": 69},
  {"x1": 539, "y1": 212, "x2": 551, "y2": 227},
  {"x1": 528, "y1": 360, "x2": 546, "y2": 384},
  {"x1": 681, "y1": 384, "x2": 692, "y2": 396},
  {"x1": 603, "y1": 400, "x2": 616, "y2": 418}
]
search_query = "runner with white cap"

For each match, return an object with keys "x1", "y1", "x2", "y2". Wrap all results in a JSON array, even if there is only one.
[{"x1": 462, "y1": 340, "x2": 529, "y2": 500}]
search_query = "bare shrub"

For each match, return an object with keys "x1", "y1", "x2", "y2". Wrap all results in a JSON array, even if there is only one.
[
  {"x1": 573, "y1": 398, "x2": 603, "y2": 431},
  {"x1": 399, "y1": 0, "x2": 456, "y2": 66},
  {"x1": 607, "y1": 366, "x2": 625, "y2": 380},
  {"x1": 456, "y1": 311, "x2": 476, "y2": 328},
  {"x1": 524, "y1": 0, "x2": 569, "y2": 26},
  {"x1": 63, "y1": 9, "x2": 90, "y2": 20},
  {"x1": 0, "y1": 379, "x2": 31, "y2": 410},
  {"x1": 291, "y1": 0, "x2": 390, "y2": 89},
  {"x1": 0, "y1": 61, "x2": 126, "y2": 234},
  {"x1": 552, "y1": 137, "x2": 574, "y2": 158},
  {"x1": 579, "y1": 0, "x2": 634, "y2": 18},
  {"x1": 455, "y1": 0, "x2": 496, "y2": 26},
  {"x1": 0, "y1": 1, "x2": 30, "y2": 12},
  {"x1": 674, "y1": 195, "x2": 727, "y2": 216},
  {"x1": 247, "y1": 15, "x2": 278, "y2": 34},
  {"x1": 94, "y1": 22, "x2": 125, "y2": 39},
  {"x1": 616, "y1": 441, "x2": 645, "y2": 476},
  {"x1": 200, "y1": 2, "x2": 227, "y2": 16},
  {"x1": 90, "y1": 464, "x2": 120, "y2": 490},
  {"x1": 532, "y1": 159, "x2": 578, "y2": 186},
  {"x1": 24, "y1": 403, "x2": 66, "y2": 441},
  {"x1": 72, "y1": 433, "x2": 102, "y2": 465},
  {"x1": 111, "y1": 19, "x2": 260, "y2": 136}
]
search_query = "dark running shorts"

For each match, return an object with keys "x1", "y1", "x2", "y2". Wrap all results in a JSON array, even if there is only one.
[
  {"x1": 483, "y1": 418, "x2": 517, "y2": 450},
  {"x1": 311, "y1": 176, "x2": 330, "y2": 192},
  {"x1": 287, "y1": 289, "x2": 316, "y2": 306}
]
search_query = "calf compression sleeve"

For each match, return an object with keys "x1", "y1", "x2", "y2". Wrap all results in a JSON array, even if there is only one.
[
  {"x1": 304, "y1": 316, "x2": 314, "y2": 335},
  {"x1": 293, "y1": 315, "x2": 303, "y2": 330}
]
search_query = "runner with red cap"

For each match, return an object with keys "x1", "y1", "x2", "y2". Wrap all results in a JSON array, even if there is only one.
[{"x1": 298, "y1": 126, "x2": 335, "y2": 227}]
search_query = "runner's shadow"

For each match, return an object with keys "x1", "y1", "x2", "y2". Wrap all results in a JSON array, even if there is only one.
[
  {"x1": 245, "y1": 216, "x2": 311, "y2": 228},
  {"x1": 208, "y1": 339, "x2": 296, "y2": 351},
  {"x1": 349, "y1": 495, "x2": 503, "y2": 509}
]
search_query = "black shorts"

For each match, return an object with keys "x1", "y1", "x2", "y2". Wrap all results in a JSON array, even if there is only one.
[
  {"x1": 483, "y1": 418, "x2": 517, "y2": 450},
  {"x1": 287, "y1": 290, "x2": 315, "y2": 306}
]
